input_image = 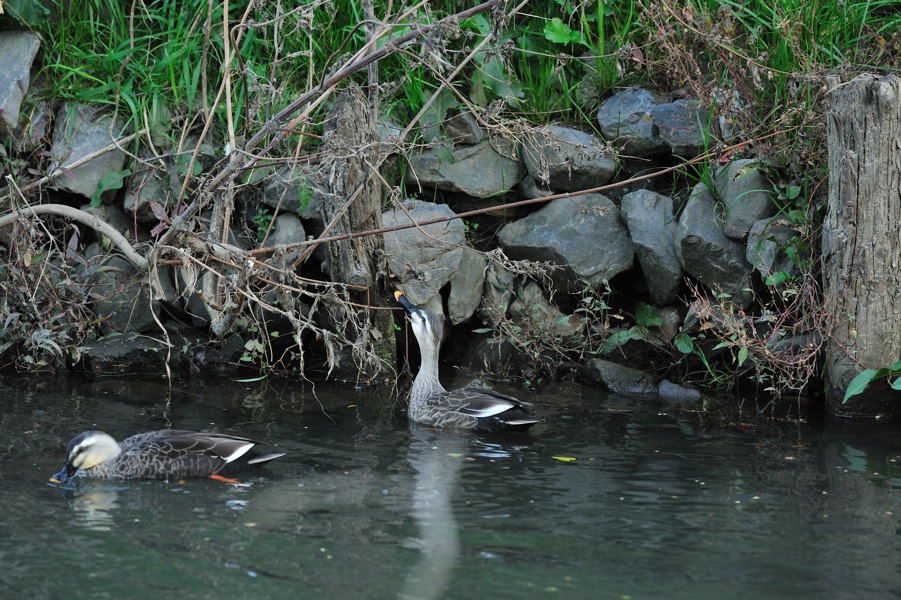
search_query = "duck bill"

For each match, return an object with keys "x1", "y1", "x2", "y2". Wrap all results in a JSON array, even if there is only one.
[
  {"x1": 49, "y1": 464, "x2": 74, "y2": 484},
  {"x1": 394, "y1": 291, "x2": 415, "y2": 312}
]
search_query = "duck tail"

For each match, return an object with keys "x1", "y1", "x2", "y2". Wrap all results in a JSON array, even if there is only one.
[{"x1": 246, "y1": 452, "x2": 287, "y2": 465}]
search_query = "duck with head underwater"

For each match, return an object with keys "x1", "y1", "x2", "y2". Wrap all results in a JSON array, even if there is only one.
[
  {"x1": 49, "y1": 429, "x2": 286, "y2": 484},
  {"x1": 395, "y1": 291, "x2": 540, "y2": 432}
]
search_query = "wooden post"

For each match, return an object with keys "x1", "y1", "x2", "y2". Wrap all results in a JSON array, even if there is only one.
[
  {"x1": 317, "y1": 84, "x2": 396, "y2": 382},
  {"x1": 822, "y1": 74, "x2": 901, "y2": 417}
]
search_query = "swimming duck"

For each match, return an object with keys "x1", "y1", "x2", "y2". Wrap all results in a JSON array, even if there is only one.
[
  {"x1": 395, "y1": 291, "x2": 540, "y2": 432},
  {"x1": 49, "y1": 429, "x2": 286, "y2": 483}
]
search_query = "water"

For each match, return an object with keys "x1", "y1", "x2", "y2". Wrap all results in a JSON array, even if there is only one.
[{"x1": 2, "y1": 375, "x2": 901, "y2": 599}]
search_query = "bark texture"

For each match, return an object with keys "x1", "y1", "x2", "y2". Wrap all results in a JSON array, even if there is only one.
[
  {"x1": 823, "y1": 74, "x2": 901, "y2": 417},
  {"x1": 317, "y1": 84, "x2": 395, "y2": 381}
]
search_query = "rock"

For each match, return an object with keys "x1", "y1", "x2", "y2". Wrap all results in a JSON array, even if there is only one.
[
  {"x1": 447, "y1": 248, "x2": 487, "y2": 325},
  {"x1": 0, "y1": 31, "x2": 41, "y2": 135},
  {"x1": 675, "y1": 183, "x2": 752, "y2": 306},
  {"x1": 620, "y1": 189, "x2": 682, "y2": 304},
  {"x1": 657, "y1": 379, "x2": 702, "y2": 405},
  {"x1": 715, "y1": 159, "x2": 776, "y2": 239},
  {"x1": 581, "y1": 358, "x2": 657, "y2": 394},
  {"x1": 123, "y1": 168, "x2": 172, "y2": 224},
  {"x1": 650, "y1": 99, "x2": 711, "y2": 157},
  {"x1": 406, "y1": 138, "x2": 521, "y2": 198},
  {"x1": 747, "y1": 217, "x2": 799, "y2": 281},
  {"x1": 460, "y1": 336, "x2": 521, "y2": 374},
  {"x1": 261, "y1": 165, "x2": 322, "y2": 220},
  {"x1": 76, "y1": 333, "x2": 169, "y2": 377},
  {"x1": 444, "y1": 110, "x2": 485, "y2": 144},
  {"x1": 497, "y1": 193, "x2": 634, "y2": 290},
  {"x1": 51, "y1": 103, "x2": 128, "y2": 199},
  {"x1": 520, "y1": 174, "x2": 554, "y2": 199},
  {"x1": 13, "y1": 99, "x2": 51, "y2": 154},
  {"x1": 523, "y1": 125, "x2": 616, "y2": 192},
  {"x1": 265, "y1": 213, "x2": 307, "y2": 268},
  {"x1": 508, "y1": 281, "x2": 583, "y2": 340},
  {"x1": 596, "y1": 88, "x2": 669, "y2": 156},
  {"x1": 481, "y1": 261, "x2": 516, "y2": 327},
  {"x1": 86, "y1": 244, "x2": 160, "y2": 334},
  {"x1": 81, "y1": 202, "x2": 143, "y2": 244},
  {"x1": 384, "y1": 199, "x2": 482, "y2": 322}
]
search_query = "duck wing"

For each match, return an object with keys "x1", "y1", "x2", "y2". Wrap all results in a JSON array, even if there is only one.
[
  {"x1": 119, "y1": 430, "x2": 277, "y2": 478},
  {"x1": 450, "y1": 387, "x2": 541, "y2": 432}
]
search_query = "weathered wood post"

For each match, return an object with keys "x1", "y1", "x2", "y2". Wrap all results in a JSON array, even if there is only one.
[
  {"x1": 316, "y1": 84, "x2": 396, "y2": 382},
  {"x1": 822, "y1": 74, "x2": 901, "y2": 417}
]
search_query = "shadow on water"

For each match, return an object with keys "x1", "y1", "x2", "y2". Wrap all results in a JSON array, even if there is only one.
[{"x1": 2, "y1": 374, "x2": 901, "y2": 599}]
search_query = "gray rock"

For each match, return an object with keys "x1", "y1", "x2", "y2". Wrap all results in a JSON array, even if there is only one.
[
  {"x1": 715, "y1": 159, "x2": 776, "y2": 239},
  {"x1": 266, "y1": 213, "x2": 307, "y2": 268},
  {"x1": 51, "y1": 103, "x2": 128, "y2": 199},
  {"x1": 596, "y1": 88, "x2": 668, "y2": 156},
  {"x1": 746, "y1": 217, "x2": 798, "y2": 280},
  {"x1": 461, "y1": 336, "x2": 521, "y2": 374},
  {"x1": 508, "y1": 281, "x2": 583, "y2": 341},
  {"x1": 523, "y1": 125, "x2": 616, "y2": 192},
  {"x1": 480, "y1": 261, "x2": 515, "y2": 327},
  {"x1": 581, "y1": 358, "x2": 657, "y2": 394},
  {"x1": 86, "y1": 247, "x2": 160, "y2": 334},
  {"x1": 657, "y1": 379, "x2": 702, "y2": 405},
  {"x1": 520, "y1": 174, "x2": 554, "y2": 200},
  {"x1": 407, "y1": 138, "x2": 521, "y2": 198},
  {"x1": 447, "y1": 248, "x2": 487, "y2": 325},
  {"x1": 620, "y1": 189, "x2": 682, "y2": 304},
  {"x1": 497, "y1": 193, "x2": 634, "y2": 290},
  {"x1": 651, "y1": 99, "x2": 711, "y2": 157},
  {"x1": 0, "y1": 31, "x2": 41, "y2": 135},
  {"x1": 261, "y1": 165, "x2": 322, "y2": 221},
  {"x1": 76, "y1": 333, "x2": 169, "y2": 377},
  {"x1": 444, "y1": 110, "x2": 485, "y2": 144},
  {"x1": 81, "y1": 202, "x2": 143, "y2": 244},
  {"x1": 384, "y1": 199, "x2": 480, "y2": 322},
  {"x1": 123, "y1": 169, "x2": 172, "y2": 224},
  {"x1": 13, "y1": 99, "x2": 50, "y2": 154},
  {"x1": 675, "y1": 183, "x2": 752, "y2": 306}
]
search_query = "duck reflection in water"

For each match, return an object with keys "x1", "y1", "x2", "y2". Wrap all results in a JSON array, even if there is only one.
[{"x1": 399, "y1": 429, "x2": 465, "y2": 600}]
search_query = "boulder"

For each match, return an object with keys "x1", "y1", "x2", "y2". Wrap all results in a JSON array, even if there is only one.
[
  {"x1": 657, "y1": 379, "x2": 702, "y2": 405},
  {"x1": 581, "y1": 358, "x2": 657, "y2": 394},
  {"x1": 620, "y1": 189, "x2": 682, "y2": 304},
  {"x1": 444, "y1": 110, "x2": 485, "y2": 144},
  {"x1": 650, "y1": 99, "x2": 711, "y2": 157},
  {"x1": 0, "y1": 31, "x2": 41, "y2": 135},
  {"x1": 523, "y1": 125, "x2": 616, "y2": 192},
  {"x1": 715, "y1": 159, "x2": 776, "y2": 239},
  {"x1": 497, "y1": 193, "x2": 634, "y2": 290},
  {"x1": 508, "y1": 281, "x2": 583, "y2": 341},
  {"x1": 85, "y1": 246, "x2": 161, "y2": 334},
  {"x1": 12, "y1": 99, "x2": 51, "y2": 154},
  {"x1": 596, "y1": 88, "x2": 668, "y2": 156},
  {"x1": 406, "y1": 138, "x2": 521, "y2": 198},
  {"x1": 123, "y1": 168, "x2": 172, "y2": 224},
  {"x1": 265, "y1": 213, "x2": 306, "y2": 267},
  {"x1": 261, "y1": 166, "x2": 323, "y2": 222},
  {"x1": 520, "y1": 174, "x2": 554, "y2": 200},
  {"x1": 51, "y1": 103, "x2": 128, "y2": 199},
  {"x1": 675, "y1": 183, "x2": 752, "y2": 306},
  {"x1": 746, "y1": 217, "x2": 799, "y2": 281},
  {"x1": 383, "y1": 199, "x2": 483, "y2": 323}
]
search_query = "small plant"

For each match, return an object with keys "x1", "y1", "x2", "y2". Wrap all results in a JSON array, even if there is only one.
[
  {"x1": 843, "y1": 361, "x2": 901, "y2": 403},
  {"x1": 251, "y1": 208, "x2": 273, "y2": 242}
]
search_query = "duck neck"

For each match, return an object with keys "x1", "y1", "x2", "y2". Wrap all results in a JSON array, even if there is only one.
[{"x1": 411, "y1": 336, "x2": 446, "y2": 405}]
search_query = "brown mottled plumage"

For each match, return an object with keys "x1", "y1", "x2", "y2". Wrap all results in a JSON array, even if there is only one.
[
  {"x1": 50, "y1": 430, "x2": 285, "y2": 483},
  {"x1": 395, "y1": 292, "x2": 540, "y2": 432}
]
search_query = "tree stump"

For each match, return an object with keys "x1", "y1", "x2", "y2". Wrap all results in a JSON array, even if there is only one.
[
  {"x1": 316, "y1": 84, "x2": 396, "y2": 382},
  {"x1": 822, "y1": 74, "x2": 901, "y2": 417}
]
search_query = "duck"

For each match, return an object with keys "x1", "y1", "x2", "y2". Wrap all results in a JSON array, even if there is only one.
[
  {"x1": 49, "y1": 429, "x2": 286, "y2": 484},
  {"x1": 395, "y1": 291, "x2": 540, "y2": 432}
]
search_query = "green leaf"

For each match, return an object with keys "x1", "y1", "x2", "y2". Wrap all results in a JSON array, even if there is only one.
[
  {"x1": 5, "y1": 0, "x2": 50, "y2": 26},
  {"x1": 785, "y1": 185, "x2": 801, "y2": 200},
  {"x1": 234, "y1": 375, "x2": 267, "y2": 383},
  {"x1": 90, "y1": 169, "x2": 132, "y2": 207},
  {"x1": 891, "y1": 377, "x2": 901, "y2": 391},
  {"x1": 842, "y1": 369, "x2": 878, "y2": 403},
  {"x1": 471, "y1": 328, "x2": 493, "y2": 334},
  {"x1": 635, "y1": 302, "x2": 664, "y2": 327},
  {"x1": 543, "y1": 18, "x2": 583, "y2": 45},
  {"x1": 737, "y1": 346, "x2": 749, "y2": 367},
  {"x1": 600, "y1": 326, "x2": 646, "y2": 354},
  {"x1": 674, "y1": 332, "x2": 694, "y2": 354}
]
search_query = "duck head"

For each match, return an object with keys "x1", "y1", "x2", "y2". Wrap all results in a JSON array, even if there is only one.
[
  {"x1": 394, "y1": 291, "x2": 443, "y2": 347},
  {"x1": 50, "y1": 431, "x2": 121, "y2": 484}
]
